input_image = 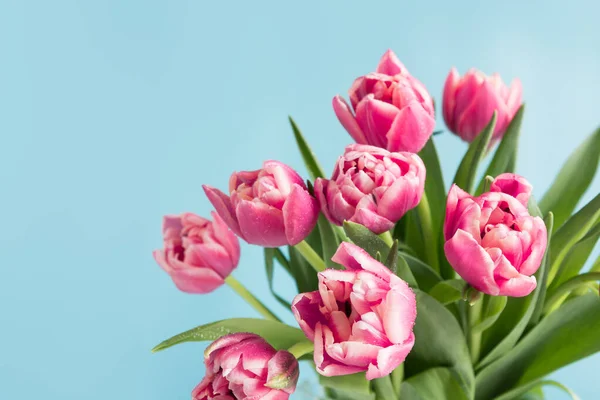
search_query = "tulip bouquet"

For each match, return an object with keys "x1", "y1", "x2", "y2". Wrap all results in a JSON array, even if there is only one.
[{"x1": 151, "y1": 50, "x2": 600, "y2": 400}]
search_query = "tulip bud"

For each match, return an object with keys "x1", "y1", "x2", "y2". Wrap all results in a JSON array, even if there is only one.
[
  {"x1": 203, "y1": 160, "x2": 319, "y2": 247},
  {"x1": 193, "y1": 333, "x2": 299, "y2": 399},
  {"x1": 315, "y1": 144, "x2": 425, "y2": 234},
  {"x1": 333, "y1": 50, "x2": 436, "y2": 153},
  {"x1": 444, "y1": 174, "x2": 547, "y2": 297},
  {"x1": 292, "y1": 242, "x2": 417, "y2": 380},
  {"x1": 443, "y1": 67, "x2": 522, "y2": 143},
  {"x1": 152, "y1": 212, "x2": 240, "y2": 294}
]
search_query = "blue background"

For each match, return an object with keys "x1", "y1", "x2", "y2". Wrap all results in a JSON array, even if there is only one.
[{"x1": 1, "y1": 1, "x2": 598, "y2": 399}]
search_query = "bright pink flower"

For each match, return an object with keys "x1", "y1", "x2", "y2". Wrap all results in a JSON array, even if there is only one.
[
  {"x1": 153, "y1": 212, "x2": 240, "y2": 294},
  {"x1": 192, "y1": 333, "x2": 299, "y2": 400},
  {"x1": 292, "y1": 242, "x2": 416, "y2": 380},
  {"x1": 333, "y1": 50, "x2": 435, "y2": 153},
  {"x1": 443, "y1": 67, "x2": 522, "y2": 142},
  {"x1": 203, "y1": 160, "x2": 319, "y2": 247},
  {"x1": 444, "y1": 175, "x2": 547, "y2": 297},
  {"x1": 315, "y1": 144, "x2": 425, "y2": 234}
]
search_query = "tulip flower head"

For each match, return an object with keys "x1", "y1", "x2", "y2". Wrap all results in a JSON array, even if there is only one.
[
  {"x1": 153, "y1": 212, "x2": 240, "y2": 294},
  {"x1": 203, "y1": 160, "x2": 319, "y2": 248},
  {"x1": 333, "y1": 50, "x2": 436, "y2": 153}
]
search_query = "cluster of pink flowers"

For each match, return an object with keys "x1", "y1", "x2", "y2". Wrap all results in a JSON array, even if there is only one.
[{"x1": 153, "y1": 50, "x2": 545, "y2": 399}]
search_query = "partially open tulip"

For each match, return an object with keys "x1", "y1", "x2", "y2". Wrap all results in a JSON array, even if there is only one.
[
  {"x1": 153, "y1": 212, "x2": 240, "y2": 294},
  {"x1": 192, "y1": 333, "x2": 299, "y2": 400},
  {"x1": 315, "y1": 144, "x2": 425, "y2": 234},
  {"x1": 203, "y1": 160, "x2": 319, "y2": 247},
  {"x1": 443, "y1": 67, "x2": 522, "y2": 143},
  {"x1": 333, "y1": 50, "x2": 436, "y2": 153},
  {"x1": 292, "y1": 242, "x2": 417, "y2": 380},
  {"x1": 444, "y1": 175, "x2": 547, "y2": 297}
]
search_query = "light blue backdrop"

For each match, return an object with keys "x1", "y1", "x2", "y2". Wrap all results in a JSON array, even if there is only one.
[{"x1": 1, "y1": 1, "x2": 598, "y2": 399}]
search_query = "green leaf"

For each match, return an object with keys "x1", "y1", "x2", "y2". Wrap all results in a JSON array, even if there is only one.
[
  {"x1": 472, "y1": 295, "x2": 507, "y2": 334},
  {"x1": 396, "y1": 254, "x2": 418, "y2": 289},
  {"x1": 453, "y1": 112, "x2": 497, "y2": 194},
  {"x1": 287, "y1": 225, "x2": 322, "y2": 292},
  {"x1": 528, "y1": 212, "x2": 554, "y2": 326},
  {"x1": 497, "y1": 380, "x2": 580, "y2": 400},
  {"x1": 319, "y1": 374, "x2": 375, "y2": 400},
  {"x1": 288, "y1": 116, "x2": 326, "y2": 181},
  {"x1": 400, "y1": 251, "x2": 442, "y2": 292},
  {"x1": 549, "y1": 219, "x2": 600, "y2": 291},
  {"x1": 419, "y1": 138, "x2": 446, "y2": 232},
  {"x1": 404, "y1": 291, "x2": 475, "y2": 399},
  {"x1": 152, "y1": 318, "x2": 307, "y2": 353},
  {"x1": 400, "y1": 367, "x2": 469, "y2": 400},
  {"x1": 475, "y1": 294, "x2": 600, "y2": 400},
  {"x1": 264, "y1": 248, "x2": 292, "y2": 309},
  {"x1": 428, "y1": 279, "x2": 465, "y2": 305},
  {"x1": 385, "y1": 240, "x2": 399, "y2": 273},
  {"x1": 548, "y1": 193, "x2": 600, "y2": 283},
  {"x1": 539, "y1": 127, "x2": 600, "y2": 231},
  {"x1": 317, "y1": 214, "x2": 342, "y2": 269},
  {"x1": 476, "y1": 105, "x2": 525, "y2": 194},
  {"x1": 478, "y1": 213, "x2": 554, "y2": 368},
  {"x1": 372, "y1": 376, "x2": 396, "y2": 400},
  {"x1": 343, "y1": 221, "x2": 391, "y2": 260}
]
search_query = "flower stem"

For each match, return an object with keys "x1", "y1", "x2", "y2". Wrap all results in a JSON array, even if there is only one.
[
  {"x1": 225, "y1": 275, "x2": 281, "y2": 322},
  {"x1": 373, "y1": 375, "x2": 396, "y2": 400},
  {"x1": 391, "y1": 364, "x2": 404, "y2": 395},
  {"x1": 468, "y1": 296, "x2": 484, "y2": 364},
  {"x1": 294, "y1": 240, "x2": 327, "y2": 272},
  {"x1": 414, "y1": 193, "x2": 441, "y2": 272},
  {"x1": 333, "y1": 225, "x2": 349, "y2": 242},
  {"x1": 379, "y1": 231, "x2": 394, "y2": 247},
  {"x1": 287, "y1": 340, "x2": 314, "y2": 359},
  {"x1": 543, "y1": 272, "x2": 600, "y2": 315}
]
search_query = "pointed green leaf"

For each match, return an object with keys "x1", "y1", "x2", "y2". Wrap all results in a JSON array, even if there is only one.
[
  {"x1": 319, "y1": 374, "x2": 375, "y2": 400},
  {"x1": 539, "y1": 127, "x2": 600, "y2": 231},
  {"x1": 548, "y1": 193, "x2": 600, "y2": 283},
  {"x1": 405, "y1": 291, "x2": 475, "y2": 399},
  {"x1": 385, "y1": 240, "x2": 399, "y2": 273},
  {"x1": 317, "y1": 214, "x2": 341, "y2": 269},
  {"x1": 475, "y1": 294, "x2": 600, "y2": 400},
  {"x1": 264, "y1": 248, "x2": 292, "y2": 309},
  {"x1": 396, "y1": 254, "x2": 418, "y2": 289},
  {"x1": 429, "y1": 279, "x2": 466, "y2": 305},
  {"x1": 152, "y1": 318, "x2": 306, "y2": 353},
  {"x1": 288, "y1": 117, "x2": 326, "y2": 181},
  {"x1": 343, "y1": 221, "x2": 391, "y2": 260},
  {"x1": 472, "y1": 295, "x2": 507, "y2": 334},
  {"x1": 400, "y1": 367, "x2": 469, "y2": 400},
  {"x1": 400, "y1": 251, "x2": 442, "y2": 292},
  {"x1": 476, "y1": 105, "x2": 525, "y2": 194},
  {"x1": 453, "y1": 112, "x2": 497, "y2": 194},
  {"x1": 496, "y1": 380, "x2": 580, "y2": 400},
  {"x1": 419, "y1": 138, "x2": 446, "y2": 231},
  {"x1": 528, "y1": 212, "x2": 554, "y2": 326}
]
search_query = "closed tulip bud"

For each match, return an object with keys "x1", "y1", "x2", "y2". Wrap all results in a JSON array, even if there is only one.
[
  {"x1": 444, "y1": 174, "x2": 547, "y2": 297},
  {"x1": 192, "y1": 333, "x2": 299, "y2": 400},
  {"x1": 315, "y1": 144, "x2": 425, "y2": 234},
  {"x1": 152, "y1": 212, "x2": 240, "y2": 294},
  {"x1": 333, "y1": 50, "x2": 436, "y2": 153},
  {"x1": 203, "y1": 160, "x2": 319, "y2": 248},
  {"x1": 292, "y1": 242, "x2": 417, "y2": 380},
  {"x1": 443, "y1": 67, "x2": 522, "y2": 143}
]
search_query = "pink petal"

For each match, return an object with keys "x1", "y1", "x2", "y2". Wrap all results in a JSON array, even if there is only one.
[
  {"x1": 210, "y1": 211, "x2": 241, "y2": 268},
  {"x1": 444, "y1": 184, "x2": 476, "y2": 240},
  {"x1": 365, "y1": 336, "x2": 415, "y2": 380},
  {"x1": 375, "y1": 49, "x2": 406, "y2": 76},
  {"x1": 333, "y1": 95, "x2": 368, "y2": 144},
  {"x1": 236, "y1": 200, "x2": 287, "y2": 247},
  {"x1": 314, "y1": 324, "x2": 365, "y2": 377},
  {"x1": 355, "y1": 95, "x2": 398, "y2": 148},
  {"x1": 381, "y1": 283, "x2": 417, "y2": 344},
  {"x1": 376, "y1": 174, "x2": 422, "y2": 223},
  {"x1": 444, "y1": 229, "x2": 499, "y2": 295},
  {"x1": 506, "y1": 78, "x2": 523, "y2": 117},
  {"x1": 442, "y1": 67, "x2": 460, "y2": 130},
  {"x1": 203, "y1": 185, "x2": 243, "y2": 239},
  {"x1": 263, "y1": 160, "x2": 306, "y2": 195},
  {"x1": 498, "y1": 274, "x2": 537, "y2": 297},
  {"x1": 386, "y1": 101, "x2": 435, "y2": 153},
  {"x1": 282, "y1": 184, "x2": 319, "y2": 245},
  {"x1": 291, "y1": 292, "x2": 324, "y2": 340},
  {"x1": 490, "y1": 173, "x2": 532, "y2": 206},
  {"x1": 456, "y1": 80, "x2": 508, "y2": 142},
  {"x1": 331, "y1": 242, "x2": 392, "y2": 279},
  {"x1": 350, "y1": 205, "x2": 395, "y2": 235},
  {"x1": 165, "y1": 261, "x2": 225, "y2": 294},
  {"x1": 518, "y1": 217, "x2": 547, "y2": 276}
]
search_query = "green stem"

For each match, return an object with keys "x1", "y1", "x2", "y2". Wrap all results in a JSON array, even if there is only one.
[
  {"x1": 468, "y1": 296, "x2": 484, "y2": 364},
  {"x1": 414, "y1": 193, "x2": 440, "y2": 272},
  {"x1": 379, "y1": 231, "x2": 394, "y2": 247},
  {"x1": 373, "y1": 375, "x2": 396, "y2": 400},
  {"x1": 544, "y1": 272, "x2": 600, "y2": 315},
  {"x1": 333, "y1": 225, "x2": 349, "y2": 242},
  {"x1": 391, "y1": 364, "x2": 404, "y2": 395},
  {"x1": 287, "y1": 340, "x2": 314, "y2": 359},
  {"x1": 225, "y1": 276, "x2": 281, "y2": 321},
  {"x1": 294, "y1": 240, "x2": 327, "y2": 272}
]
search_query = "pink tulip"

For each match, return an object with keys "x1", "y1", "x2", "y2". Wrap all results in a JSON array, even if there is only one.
[
  {"x1": 443, "y1": 67, "x2": 522, "y2": 143},
  {"x1": 333, "y1": 50, "x2": 436, "y2": 153},
  {"x1": 315, "y1": 144, "x2": 425, "y2": 234},
  {"x1": 203, "y1": 160, "x2": 319, "y2": 247},
  {"x1": 292, "y1": 242, "x2": 417, "y2": 380},
  {"x1": 153, "y1": 212, "x2": 240, "y2": 294},
  {"x1": 444, "y1": 175, "x2": 547, "y2": 297},
  {"x1": 192, "y1": 333, "x2": 299, "y2": 400}
]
